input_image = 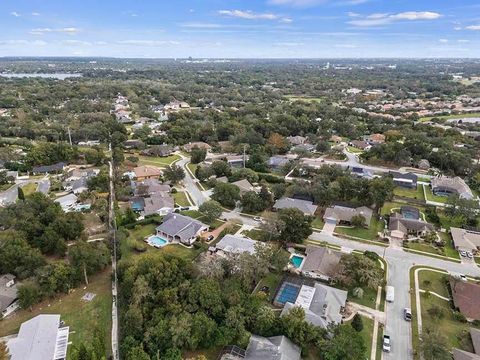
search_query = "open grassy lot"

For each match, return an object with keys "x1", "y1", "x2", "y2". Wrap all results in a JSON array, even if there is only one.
[
  {"x1": 137, "y1": 154, "x2": 181, "y2": 168},
  {"x1": 0, "y1": 269, "x2": 112, "y2": 356},
  {"x1": 21, "y1": 182, "x2": 38, "y2": 196},
  {"x1": 173, "y1": 191, "x2": 191, "y2": 207},
  {"x1": 419, "y1": 112, "x2": 480, "y2": 122},
  {"x1": 423, "y1": 185, "x2": 448, "y2": 203},
  {"x1": 335, "y1": 217, "x2": 384, "y2": 241},
  {"x1": 394, "y1": 185, "x2": 425, "y2": 200}
]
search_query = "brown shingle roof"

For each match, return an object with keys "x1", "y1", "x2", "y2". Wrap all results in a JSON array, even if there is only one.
[{"x1": 451, "y1": 280, "x2": 480, "y2": 320}]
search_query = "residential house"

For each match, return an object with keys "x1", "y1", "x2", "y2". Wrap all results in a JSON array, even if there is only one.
[
  {"x1": 367, "y1": 133, "x2": 386, "y2": 144},
  {"x1": 133, "y1": 179, "x2": 170, "y2": 196},
  {"x1": 32, "y1": 162, "x2": 65, "y2": 175},
  {"x1": 451, "y1": 280, "x2": 480, "y2": 321},
  {"x1": 281, "y1": 283, "x2": 347, "y2": 328},
  {"x1": 231, "y1": 179, "x2": 258, "y2": 196},
  {"x1": 140, "y1": 145, "x2": 174, "y2": 157},
  {"x1": 267, "y1": 156, "x2": 290, "y2": 170},
  {"x1": 133, "y1": 165, "x2": 162, "y2": 181},
  {"x1": 389, "y1": 171, "x2": 418, "y2": 189},
  {"x1": 130, "y1": 193, "x2": 174, "y2": 216},
  {"x1": 77, "y1": 140, "x2": 100, "y2": 147},
  {"x1": 350, "y1": 166, "x2": 374, "y2": 179},
  {"x1": 329, "y1": 135, "x2": 342, "y2": 143},
  {"x1": 287, "y1": 136, "x2": 307, "y2": 146},
  {"x1": 323, "y1": 205, "x2": 373, "y2": 228},
  {"x1": 164, "y1": 100, "x2": 190, "y2": 111},
  {"x1": 388, "y1": 213, "x2": 434, "y2": 240},
  {"x1": 67, "y1": 168, "x2": 99, "y2": 180},
  {"x1": 71, "y1": 177, "x2": 88, "y2": 194},
  {"x1": 244, "y1": 335, "x2": 301, "y2": 360},
  {"x1": 301, "y1": 246, "x2": 341, "y2": 281},
  {"x1": 431, "y1": 176, "x2": 474, "y2": 200},
  {"x1": 453, "y1": 328, "x2": 480, "y2": 360},
  {"x1": 349, "y1": 140, "x2": 372, "y2": 151},
  {"x1": 155, "y1": 213, "x2": 208, "y2": 245},
  {"x1": 0, "y1": 274, "x2": 19, "y2": 318},
  {"x1": 124, "y1": 139, "x2": 145, "y2": 150},
  {"x1": 291, "y1": 143, "x2": 316, "y2": 153},
  {"x1": 450, "y1": 227, "x2": 480, "y2": 253},
  {"x1": 183, "y1": 142, "x2": 212, "y2": 152},
  {"x1": 55, "y1": 193, "x2": 78, "y2": 212},
  {"x1": 273, "y1": 197, "x2": 318, "y2": 216},
  {"x1": 7, "y1": 314, "x2": 70, "y2": 360},
  {"x1": 213, "y1": 235, "x2": 259, "y2": 257}
]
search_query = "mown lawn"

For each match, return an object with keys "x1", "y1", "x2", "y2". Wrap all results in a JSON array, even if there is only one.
[
  {"x1": 335, "y1": 217, "x2": 384, "y2": 240},
  {"x1": 187, "y1": 162, "x2": 198, "y2": 175},
  {"x1": 242, "y1": 229, "x2": 267, "y2": 241},
  {"x1": 345, "y1": 316, "x2": 374, "y2": 359},
  {"x1": 22, "y1": 182, "x2": 38, "y2": 196},
  {"x1": 418, "y1": 269, "x2": 449, "y2": 298},
  {"x1": 138, "y1": 154, "x2": 181, "y2": 168},
  {"x1": 311, "y1": 216, "x2": 324, "y2": 230},
  {"x1": 347, "y1": 146, "x2": 364, "y2": 154},
  {"x1": 346, "y1": 285, "x2": 378, "y2": 310},
  {"x1": 173, "y1": 191, "x2": 190, "y2": 207},
  {"x1": 394, "y1": 185, "x2": 425, "y2": 200},
  {"x1": 419, "y1": 112, "x2": 480, "y2": 122},
  {"x1": 0, "y1": 270, "x2": 112, "y2": 357}
]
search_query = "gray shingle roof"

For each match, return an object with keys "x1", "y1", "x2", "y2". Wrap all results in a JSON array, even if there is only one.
[
  {"x1": 323, "y1": 205, "x2": 373, "y2": 226},
  {"x1": 245, "y1": 335, "x2": 301, "y2": 360},
  {"x1": 301, "y1": 246, "x2": 341, "y2": 277},
  {"x1": 450, "y1": 228, "x2": 480, "y2": 252},
  {"x1": 0, "y1": 274, "x2": 17, "y2": 313},
  {"x1": 431, "y1": 176, "x2": 474, "y2": 199},
  {"x1": 215, "y1": 235, "x2": 259, "y2": 255},
  {"x1": 274, "y1": 197, "x2": 318, "y2": 216},
  {"x1": 388, "y1": 214, "x2": 434, "y2": 234},
  {"x1": 156, "y1": 213, "x2": 207, "y2": 242}
]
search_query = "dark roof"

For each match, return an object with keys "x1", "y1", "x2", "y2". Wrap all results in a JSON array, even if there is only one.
[
  {"x1": 451, "y1": 280, "x2": 480, "y2": 320},
  {"x1": 302, "y1": 246, "x2": 341, "y2": 277},
  {"x1": 389, "y1": 171, "x2": 418, "y2": 182},
  {"x1": 32, "y1": 162, "x2": 65, "y2": 173},
  {"x1": 388, "y1": 213, "x2": 434, "y2": 233}
]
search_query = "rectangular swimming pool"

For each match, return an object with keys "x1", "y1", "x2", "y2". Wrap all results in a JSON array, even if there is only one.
[
  {"x1": 290, "y1": 255, "x2": 304, "y2": 269},
  {"x1": 274, "y1": 282, "x2": 301, "y2": 306},
  {"x1": 147, "y1": 235, "x2": 168, "y2": 247}
]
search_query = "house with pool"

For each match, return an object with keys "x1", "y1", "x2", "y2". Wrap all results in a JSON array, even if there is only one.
[
  {"x1": 300, "y1": 246, "x2": 341, "y2": 281},
  {"x1": 155, "y1": 213, "x2": 208, "y2": 246}
]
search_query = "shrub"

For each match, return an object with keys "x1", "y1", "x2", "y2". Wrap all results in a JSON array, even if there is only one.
[
  {"x1": 452, "y1": 311, "x2": 467, "y2": 323},
  {"x1": 351, "y1": 313, "x2": 364, "y2": 332}
]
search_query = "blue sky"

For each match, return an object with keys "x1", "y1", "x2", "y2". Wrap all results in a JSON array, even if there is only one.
[{"x1": 1, "y1": 0, "x2": 480, "y2": 58}]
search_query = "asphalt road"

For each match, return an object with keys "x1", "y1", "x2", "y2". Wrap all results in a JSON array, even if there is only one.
[{"x1": 178, "y1": 156, "x2": 207, "y2": 206}]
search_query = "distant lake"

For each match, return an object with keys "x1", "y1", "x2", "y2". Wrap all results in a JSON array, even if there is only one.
[{"x1": 0, "y1": 73, "x2": 82, "y2": 79}]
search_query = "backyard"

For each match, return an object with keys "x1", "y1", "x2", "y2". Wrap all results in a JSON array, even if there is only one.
[
  {"x1": 423, "y1": 185, "x2": 448, "y2": 203},
  {"x1": 0, "y1": 269, "x2": 112, "y2": 357},
  {"x1": 393, "y1": 185, "x2": 425, "y2": 200}
]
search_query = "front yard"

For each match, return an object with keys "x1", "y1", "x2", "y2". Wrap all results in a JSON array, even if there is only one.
[
  {"x1": 404, "y1": 232, "x2": 459, "y2": 260},
  {"x1": 137, "y1": 154, "x2": 181, "y2": 168},
  {"x1": 335, "y1": 217, "x2": 384, "y2": 241},
  {"x1": 173, "y1": 191, "x2": 191, "y2": 207}
]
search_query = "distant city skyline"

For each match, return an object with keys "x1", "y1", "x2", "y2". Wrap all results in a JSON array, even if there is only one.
[{"x1": 1, "y1": 0, "x2": 480, "y2": 58}]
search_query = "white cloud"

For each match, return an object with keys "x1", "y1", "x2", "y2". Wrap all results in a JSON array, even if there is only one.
[
  {"x1": 115, "y1": 40, "x2": 180, "y2": 46},
  {"x1": 0, "y1": 39, "x2": 47, "y2": 46},
  {"x1": 275, "y1": 42, "x2": 304, "y2": 46},
  {"x1": 458, "y1": 39, "x2": 470, "y2": 43},
  {"x1": 268, "y1": 0, "x2": 326, "y2": 7},
  {"x1": 466, "y1": 25, "x2": 480, "y2": 30},
  {"x1": 10, "y1": 12, "x2": 20, "y2": 17},
  {"x1": 61, "y1": 40, "x2": 92, "y2": 46},
  {"x1": 348, "y1": 12, "x2": 361, "y2": 18},
  {"x1": 31, "y1": 12, "x2": 40, "y2": 16},
  {"x1": 30, "y1": 27, "x2": 81, "y2": 35},
  {"x1": 348, "y1": 11, "x2": 441, "y2": 27},
  {"x1": 218, "y1": 9, "x2": 291, "y2": 22},
  {"x1": 439, "y1": 39, "x2": 448, "y2": 43},
  {"x1": 454, "y1": 26, "x2": 462, "y2": 31},
  {"x1": 181, "y1": 23, "x2": 224, "y2": 29}
]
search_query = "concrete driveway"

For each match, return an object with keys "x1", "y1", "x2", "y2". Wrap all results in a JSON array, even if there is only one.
[{"x1": 322, "y1": 220, "x2": 336, "y2": 234}]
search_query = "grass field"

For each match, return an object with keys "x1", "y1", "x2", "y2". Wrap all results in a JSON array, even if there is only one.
[
  {"x1": 393, "y1": 185, "x2": 425, "y2": 200},
  {"x1": 312, "y1": 216, "x2": 324, "y2": 230},
  {"x1": 418, "y1": 269, "x2": 449, "y2": 298},
  {"x1": 0, "y1": 270, "x2": 112, "y2": 357},
  {"x1": 345, "y1": 316, "x2": 374, "y2": 359},
  {"x1": 335, "y1": 217, "x2": 384, "y2": 240},
  {"x1": 419, "y1": 112, "x2": 480, "y2": 122},
  {"x1": 137, "y1": 154, "x2": 181, "y2": 168},
  {"x1": 347, "y1": 146, "x2": 364, "y2": 154},
  {"x1": 423, "y1": 185, "x2": 448, "y2": 203},
  {"x1": 173, "y1": 191, "x2": 191, "y2": 207},
  {"x1": 21, "y1": 182, "x2": 38, "y2": 196},
  {"x1": 187, "y1": 162, "x2": 198, "y2": 175},
  {"x1": 242, "y1": 229, "x2": 267, "y2": 241}
]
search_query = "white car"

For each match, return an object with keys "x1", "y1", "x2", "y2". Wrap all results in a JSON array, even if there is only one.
[
  {"x1": 404, "y1": 308, "x2": 412, "y2": 321},
  {"x1": 466, "y1": 251, "x2": 473, "y2": 259},
  {"x1": 383, "y1": 335, "x2": 391, "y2": 352},
  {"x1": 460, "y1": 250, "x2": 467, "y2": 257}
]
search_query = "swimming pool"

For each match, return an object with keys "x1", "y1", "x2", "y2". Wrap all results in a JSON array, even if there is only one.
[
  {"x1": 147, "y1": 235, "x2": 168, "y2": 248},
  {"x1": 274, "y1": 282, "x2": 301, "y2": 306},
  {"x1": 290, "y1": 255, "x2": 305, "y2": 269}
]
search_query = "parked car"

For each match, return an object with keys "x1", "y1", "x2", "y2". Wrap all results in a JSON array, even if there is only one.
[
  {"x1": 386, "y1": 286, "x2": 395, "y2": 302},
  {"x1": 383, "y1": 335, "x2": 391, "y2": 352},
  {"x1": 404, "y1": 308, "x2": 412, "y2": 321},
  {"x1": 207, "y1": 235, "x2": 214, "y2": 241},
  {"x1": 466, "y1": 251, "x2": 473, "y2": 259},
  {"x1": 253, "y1": 216, "x2": 262, "y2": 221},
  {"x1": 460, "y1": 250, "x2": 467, "y2": 257}
]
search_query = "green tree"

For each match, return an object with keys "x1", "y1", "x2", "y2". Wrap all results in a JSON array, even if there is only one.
[
  {"x1": 17, "y1": 282, "x2": 41, "y2": 310},
  {"x1": 191, "y1": 147, "x2": 207, "y2": 164},
  {"x1": 241, "y1": 191, "x2": 266, "y2": 213},
  {"x1": 337, "y1": 254, "x2": 383, "y2": 289},
  {"x1": 125, "y1": 346, "x2": 150, "y2": 360},
  {"x1": 164, "y1": 165, "x2": 185, "y2": 184},
  {"x1": 321, "y1": 325, "x2": 367, "y2": 360},
  {"x1": 18, "y1": 186, "x2": 25, "y2": 201},
  {"x1": 69, "y1": 241, "x2": 110, "y2": 285},
  {"x1": 212, "y1": 182, "x2": 240, "y2": 208},
  {"x1": 420, "y1": 329, "x2": 451, "y2": 360},
  {"x1": 276, "y1": 208, "x2": 313, "y2": 244},
  {"x1": 210, "y1": 160, "x2": 231, "y2": 178},
  {"x1": 351, "y1": 313, "x2": 364, "y2": 332},
  {"x1": 199, "y1": 200, "x2": 223, "y2": 223},
  {"x1": 350, "y1": 214, "x2": 366, "y2": 228}
]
